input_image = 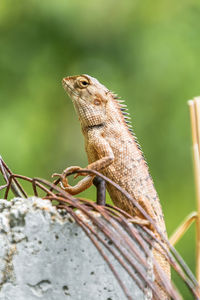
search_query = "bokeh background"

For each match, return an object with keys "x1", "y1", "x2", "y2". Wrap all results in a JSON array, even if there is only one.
[{"x1": 1, "y1": 1, "x2": 200, "y2": 297}]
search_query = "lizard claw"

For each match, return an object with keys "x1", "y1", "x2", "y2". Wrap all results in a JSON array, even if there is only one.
[
  {"x1": 51, "y1": 172, "x2": 69, "y2": 189},
  {"x1": 73, "y1": 171, "x2": 88, "y2": 179},
  {"x1": 63, "y1": 166, "x2": 82, "y2": 177},
  {"x1": 52, "y1": 172, "x2": 62, "y2": 178},
  {"x1": 62, "y1": 166, "x2": 89, "y2": 179},
  {"x1": 52, "y1": 166, "x2": 84, "y2": 190}
]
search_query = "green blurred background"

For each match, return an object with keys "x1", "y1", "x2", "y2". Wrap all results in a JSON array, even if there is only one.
[{"x1": 0, "y1": 0, "x2": 200, "y2": 297}]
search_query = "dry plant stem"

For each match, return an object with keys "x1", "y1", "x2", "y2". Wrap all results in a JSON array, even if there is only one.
[
  {"x1": 77, "y1": 198, "x2": 149, "y2": 226},
  {"x1": 3, "y1": 174, "x2": 55, "y2": 199},
  {"x1": 67, "y1": 203, "x2": 176, "y2": 298},
  {"x1": 97, "y1": 205, "x2": 178, "y2": 297},
  {"x1": 58, "y1": 170, "x2": 200, "y2": 296},
  {"x1": 43, "y1": 186, "x2": 175, "y2": 298},
  {"x1": 0, "y1": 160, "x2": 199, "y2": 298},
  {"x1": 62, "y1": 204, "x2": 154, "y2": 299},
  {"x1": 0, "y1": 169, "x2": 159, "y2": 297},
  {"x1": 169, "y1": 212, "x2": 197, "y2": 246},
  {"x1": 0, "y1": 168, "x2": 198, "y2": 297},
  {"x1": 0, "y1": 157, "x2": 27, "y2": 198},
  {"x1": 194, "y1": 97, "x2": 200, "y2": 284},
  {"x1": 0, "y1": 161, "x2": 164, "y2": 298},
  {"x1": 194, "y1": 97, "x2": 200, "y2": 151},
  {"x1": 4, "y1": 174, "x2": 29, "y2": 199},
  {"x1": 38, "y1": 176, "x2": 199, "y2": 298},
  {"x1": 62, "y1": 205, "x2": 134, "y2": 300},
  {"x1": 143, "y1": 227, "x2": 192, "y2": 284},
  {"x1": 53, "y1": 197, "x2": 159, "y2": 294},
  {"x1": 114, "y1": 214, "x2": 181, "y2": 299},
  {"x1": 188, "y1": 99, "x2": 200, "y2": 284},
  {"x1": 53, "y1": 198, "x2": 161, "y2": 298},
  {"x1": 52, "y1": 195, "x2": 180, "y2": 299}
]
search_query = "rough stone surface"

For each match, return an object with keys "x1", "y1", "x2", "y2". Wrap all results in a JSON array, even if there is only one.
[{"x1": 0, "y1": 197, "x2": 153, "y2": 300}]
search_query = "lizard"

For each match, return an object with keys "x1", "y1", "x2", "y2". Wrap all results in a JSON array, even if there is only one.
[{"x1": 55, "y1": 74, "x2": 170, "y2": 299}]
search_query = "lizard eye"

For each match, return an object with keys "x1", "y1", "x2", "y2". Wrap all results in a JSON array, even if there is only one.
[{"x1": 77, "y1": 77, "x2": 89, "y2": 88}]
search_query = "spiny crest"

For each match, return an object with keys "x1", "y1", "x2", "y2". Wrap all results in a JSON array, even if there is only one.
[
  {"x1": 111, "y1": 92, "x2": 134, "y2": 132},
  {"x1": 110, "y1": 91, "x2": 142, "y2": 152}
]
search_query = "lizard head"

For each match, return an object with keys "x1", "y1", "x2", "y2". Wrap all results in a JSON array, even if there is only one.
[{"x1": 62, "y1": 74, "x2": 111, "y2": 128}]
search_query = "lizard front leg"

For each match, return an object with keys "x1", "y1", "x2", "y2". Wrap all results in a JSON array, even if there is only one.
[{"x1": 53, "y1": 136, "x2": 114, "y2": 195}]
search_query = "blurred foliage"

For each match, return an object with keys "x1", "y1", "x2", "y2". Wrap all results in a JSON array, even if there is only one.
[{"x1": 0, "y1": 0, "x2": 200, "y2": 297}]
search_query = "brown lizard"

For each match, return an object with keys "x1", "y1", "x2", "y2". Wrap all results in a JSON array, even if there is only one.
[{"x1": 56, "y1": 74, "x2": 170, "y2": 298}]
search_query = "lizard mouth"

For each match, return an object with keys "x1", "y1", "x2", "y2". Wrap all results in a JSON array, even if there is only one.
[
  {"x1": 62, "y1": 80, "x2": 80, "y2": 99},
  {"x1": 62, "y1": 79, "x2": 90, "y2": 106}
]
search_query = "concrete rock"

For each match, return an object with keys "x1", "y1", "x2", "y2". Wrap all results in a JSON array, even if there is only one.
[{"x1": 0, "y1": 197, "x2": 153, "y2": 300}]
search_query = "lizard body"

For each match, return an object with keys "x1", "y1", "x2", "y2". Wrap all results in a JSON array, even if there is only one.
[{"x1": 60, "y1": 74, "x2": 170, "y2": 298}]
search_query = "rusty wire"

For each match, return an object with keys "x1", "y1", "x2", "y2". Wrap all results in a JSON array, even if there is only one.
[
  {"x1": 70, "y1": 169, "x2": 199, "y2": 291},
  {"x1": 0, "y1": 157, "x2": 199, "y2": 299}
]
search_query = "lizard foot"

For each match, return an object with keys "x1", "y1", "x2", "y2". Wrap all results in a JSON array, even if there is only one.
[
  {"x1": 52, "y1": 166, "x2": 86, "y2": 189},
  {"x1": 52, "y1": 166, "x2": 94, "y2": 195}
]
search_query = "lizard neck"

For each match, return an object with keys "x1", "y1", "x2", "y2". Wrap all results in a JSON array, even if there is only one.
[{"x1": 86, "y1": 123, "x2": 106, "y2": 131}]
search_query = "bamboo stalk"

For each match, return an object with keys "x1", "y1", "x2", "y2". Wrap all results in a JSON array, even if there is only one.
[
  {"x1": 188, "y1": 99, "x2": 200, "y2": 283},
  {"x1": 194, "y1": 97, "x2": 200, "y2": 284},
  {"x1": 194, "y1": 97, "x2": 200, "y2": 153}
]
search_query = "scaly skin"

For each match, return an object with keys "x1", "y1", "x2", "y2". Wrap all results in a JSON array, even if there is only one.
[{"x1": 59, "y1": 74, "x2": 170, "y2": 298}]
